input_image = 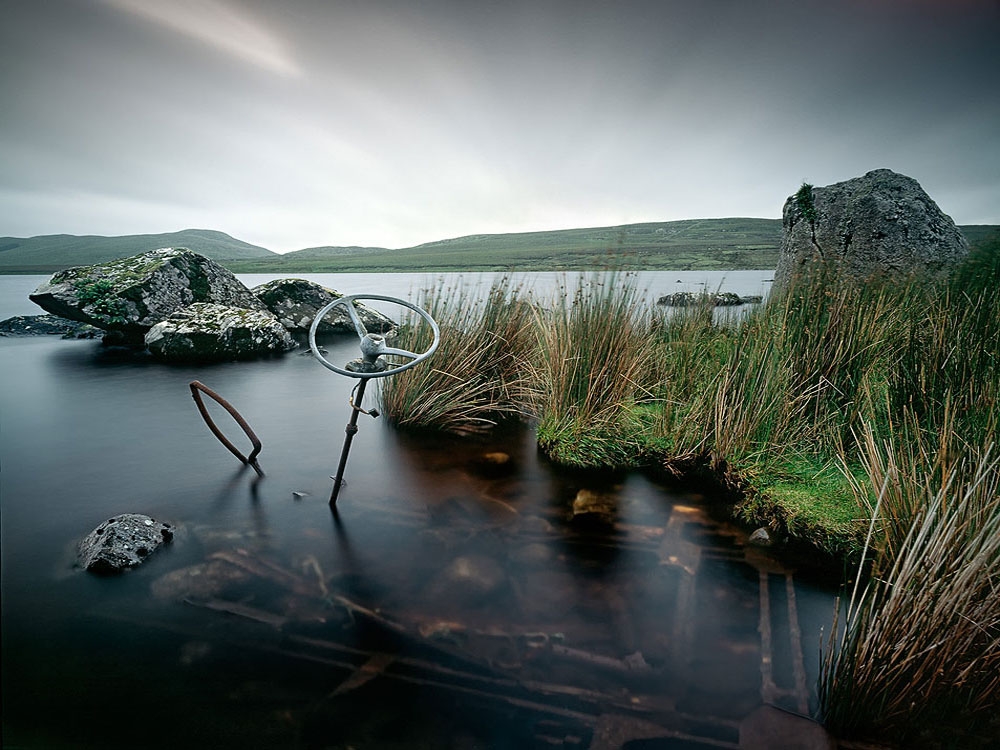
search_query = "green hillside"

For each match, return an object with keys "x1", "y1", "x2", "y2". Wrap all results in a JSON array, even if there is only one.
[
  {"x1": 2, "y1": 221, "x2": 996, "y2": 274},
  {"x1": 229, "y1": 218, "x2": 786, "y2": 272},
  {"x1": 0, "y1": 229, "x2": 276, "y2": 272}
]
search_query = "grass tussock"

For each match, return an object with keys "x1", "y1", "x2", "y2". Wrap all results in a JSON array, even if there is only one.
[
  {"x1": 377, "y1": 277, "x2": 536, "y2": 435},
  {"x1": 531, "y1": 273, "x2": 660, "y2": 467}
]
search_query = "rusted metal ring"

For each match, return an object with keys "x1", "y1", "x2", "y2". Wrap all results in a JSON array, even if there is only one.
[{"x1": 189, "y1": 380, "x2": 264, "y2": 476}]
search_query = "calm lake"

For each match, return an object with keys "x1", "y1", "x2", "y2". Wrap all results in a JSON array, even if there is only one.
[{"x1": 1, "y1": 270, "x2": 839, "y2": 749}]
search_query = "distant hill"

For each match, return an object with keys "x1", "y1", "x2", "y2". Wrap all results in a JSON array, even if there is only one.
[
  {"x1": 279, "y1": 245, "x2": 391, "y2": 260},
  {"x1": 2, "y1": 221, "x2": 996, "y2": 274},
  {"x1": 0, "y1": 229, "x2": 276, "y2": 273},
  {"x1": 231, "y1": 218, "x2": 787, "y2": 273},
  {"x1": 228, "y1": 219, "x2": 1000, "y2": 273},
  {"x1": 959, "y1": 225, "x2": 1000, "y2": 248}
]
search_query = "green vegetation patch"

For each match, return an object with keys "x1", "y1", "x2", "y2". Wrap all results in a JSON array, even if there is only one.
[
  {"x1": 731, "y1": 456, "x2": 866, "y2": 556},
  {"x1": 72, "y1": 277, "x2": 129, "y2": 325}
]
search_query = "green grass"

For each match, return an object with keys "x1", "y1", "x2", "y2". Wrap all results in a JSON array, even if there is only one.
[{"x1": 733, "y1": 456, "x2": 868, "y2": 556}]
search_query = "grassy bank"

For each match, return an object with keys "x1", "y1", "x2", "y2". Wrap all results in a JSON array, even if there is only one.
[
  {"x1": 377, "y1": 243, "x2": 1000, "y2": 743},
  {"x1": 377, "y1": 246, "x2": 1000, "y2": 558}
]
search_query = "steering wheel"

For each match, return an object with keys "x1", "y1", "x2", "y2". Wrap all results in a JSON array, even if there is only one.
[{"x1": 309, "y1": 294, "x2": 440, "y2": 379}]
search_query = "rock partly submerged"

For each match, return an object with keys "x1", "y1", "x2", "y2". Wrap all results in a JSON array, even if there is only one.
[
  {"x1": 0, "y1": 314, "x2": 102, "y2": 338},
  {"x1": 25, "y1": 250, "x2": 409, "y2": 363},
  {"x1": 77, "y1": 513, "x2": 175, "y2": 575},
  {"x1": 30, "y1": 248, "x2": 268, "y2": 347},
  {"x1": 656, "y1": 291, "x2": 763, "y2": 307},
  {"x1": 252, "y1": 277, "x2": 395, "y2": 334},
  {"x1": 145, "y1": 302, "x2": 297, "y2": 363}
]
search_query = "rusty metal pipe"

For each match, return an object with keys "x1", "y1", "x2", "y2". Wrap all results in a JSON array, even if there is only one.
[{"x1": 189, "y1": 380, "x2": 264, "y2": 477}]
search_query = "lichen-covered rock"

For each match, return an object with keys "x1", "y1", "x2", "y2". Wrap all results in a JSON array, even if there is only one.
[
  {"x1": 774, "y1": 169, "x2": 969, "y2": 291},
  {"x1": 77, "y1": 513, "x2": 175, "y2": 575},
  {"x1": 29, "y1": 248, "x2": 266, "y2": 345},
  {"x1": 145, "y1": 303, "x2": 297, "y2": 362},
  {"x1": 252, "y1": 278, "x2": 396, "y2": 334}
]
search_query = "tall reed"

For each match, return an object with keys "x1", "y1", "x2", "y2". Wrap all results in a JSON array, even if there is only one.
[
  {"x1": 532, "y1": 273, "x2": 660, "y2": 467},
  {"x1": 378, "y1": 277, "x2": 536, "y2": 434},
  {"x1": 888, "y1": 243, "x2": 1000, "y2": 449},
  {"x1": 820, "y1": 433, "x2": 1000, "y2": 745},
  {"x1": 649, "y1": 299, "x2": 725, "y2": 464}
]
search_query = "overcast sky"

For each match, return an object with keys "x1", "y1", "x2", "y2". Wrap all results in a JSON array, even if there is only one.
[{"x1": 1, "y1": 0, "x2": 997, "y2": 252}]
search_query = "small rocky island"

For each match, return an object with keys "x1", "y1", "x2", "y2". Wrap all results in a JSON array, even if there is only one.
[{"x1": 23, "y1": 248, "x2": 394, "y2": 363}]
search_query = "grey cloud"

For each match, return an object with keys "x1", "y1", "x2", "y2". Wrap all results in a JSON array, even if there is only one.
[{"x1": 1, "y1": 0, "x2": 996, "y2": 250}]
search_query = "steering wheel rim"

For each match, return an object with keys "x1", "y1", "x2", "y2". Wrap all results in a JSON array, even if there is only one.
[{"x1": 309, "y1": 294, "x2": 440, "y2": 379}]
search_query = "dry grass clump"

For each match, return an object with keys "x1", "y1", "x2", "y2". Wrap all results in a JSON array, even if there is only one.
[{"x1": 377, "y1": 277, "x2": 536, "y2": 434}]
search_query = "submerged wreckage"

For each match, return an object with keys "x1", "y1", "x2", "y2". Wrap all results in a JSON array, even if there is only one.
[{"x1": 79, "y1": 293, "x2": 833, "y2": 748}]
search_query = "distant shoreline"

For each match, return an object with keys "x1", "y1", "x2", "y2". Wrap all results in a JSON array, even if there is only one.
[{"x1": 2, "y1": 220, "x2": 995, "y2": 275}]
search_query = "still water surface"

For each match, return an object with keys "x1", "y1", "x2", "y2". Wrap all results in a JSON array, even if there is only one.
[{"x1": 1, "y1": 271, "x2": 837, "y2": 749}]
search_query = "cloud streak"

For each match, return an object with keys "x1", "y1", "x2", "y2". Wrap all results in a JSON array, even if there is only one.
[{"x1": 99, "y1": 0, "x2": 302, "y2": 77}]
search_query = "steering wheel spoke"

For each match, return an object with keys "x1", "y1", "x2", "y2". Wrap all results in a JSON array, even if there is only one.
[
  {"x1": 380, "y1": 346, "x2": 420, "y2": 360},
  {"x1": 309, "y1": 294, "x2": 440, "y2": 379},
  {"x1": 343, "y1": 299, "x2": 368, "y2": 340}
]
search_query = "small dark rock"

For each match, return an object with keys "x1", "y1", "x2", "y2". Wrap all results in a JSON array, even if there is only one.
[
  {"x1": 0, "y1": 314, "x2": 101, "y2": 338},
  {"x1": 470, "y1": 451, "x2": 515, "y2": 477},
  {"x1": 77, "y1": 513, "x2": 174, "y2": 575},
  {"x1": 748, "y1": 527, "x2": 773, "y2": 547},
  {"x1": 571, "y1": 489, "x2": 616, "y2": 526}
]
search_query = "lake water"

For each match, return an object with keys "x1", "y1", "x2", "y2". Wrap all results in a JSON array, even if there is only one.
[{"x1": 1, "y1": 270, "x2": 839, "y2": 749}]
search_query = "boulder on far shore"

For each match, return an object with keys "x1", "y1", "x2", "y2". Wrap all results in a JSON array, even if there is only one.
[
  {"x1": 29, "y1": 248, "x2": 267, "y2": 347},
  {"x1": 252, "y1": 278, "x2": 396, "y2": 334},
  {"x1": 656, "y1": 291, "x2": 760, "y2": 307},
  {"x1": 145, "y1": 303, "x2": 297, "y2": 363}
]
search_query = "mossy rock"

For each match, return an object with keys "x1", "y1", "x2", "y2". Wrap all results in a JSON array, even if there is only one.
[
  {"x1": 145, "y1": 303, "x2": 297, "y2": 363},
  {"x1": 29, "y1": 248, "x2": 265, "y2": 337}
]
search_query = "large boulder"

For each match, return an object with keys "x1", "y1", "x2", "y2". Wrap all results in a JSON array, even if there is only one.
[
  {"x1": 773, "y1": 169, "x2": 969, "y2": 291},
  {"x1": 145, "y1": 303, "x2": 297, "y2": 362},
  {"x1": 252, "y1": 278, "x2": 396, "y2": 334},
  {"x1": 29, "y1": 248, "x2": 266, "y2": 346}
]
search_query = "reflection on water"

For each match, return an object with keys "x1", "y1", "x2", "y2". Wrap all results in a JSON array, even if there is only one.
[{"x1": 1, "y1": 328, "x2": 834, "y2": 749}]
